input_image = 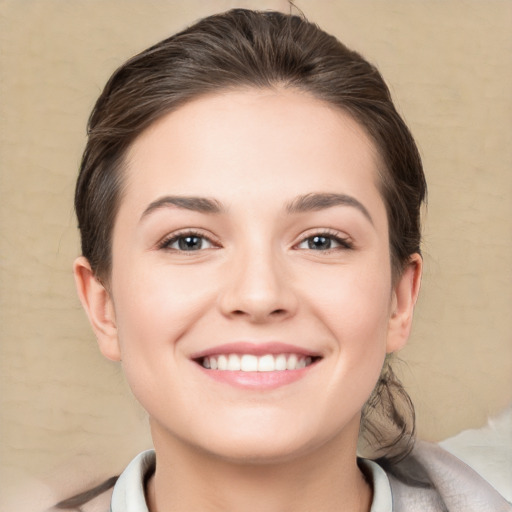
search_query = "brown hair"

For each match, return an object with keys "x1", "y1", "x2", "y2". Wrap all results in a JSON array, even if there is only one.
[{"x1": 75, "y1": 8, "x2": 425, "y2": 466}]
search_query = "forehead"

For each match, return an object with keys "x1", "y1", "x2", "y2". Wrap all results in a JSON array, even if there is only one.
[
  {"x1": 123, "y1": 88, "x2": 383, "y2": 201},
  {"x1": 127, "y1": 89, "x2": 380, "y2": 180}
]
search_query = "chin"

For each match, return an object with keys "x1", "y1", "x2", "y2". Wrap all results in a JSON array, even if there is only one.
[
  {"x1": 190, "y1": 418, "x2": 350, "y2": 467},
  {"x1": 203, "y1": 437, "x2": 319, "y2": 466}
]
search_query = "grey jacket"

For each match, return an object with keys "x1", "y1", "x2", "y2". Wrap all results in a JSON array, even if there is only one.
[{"x1": 386, "y1": 441, "x2": 511, "y2": 511}]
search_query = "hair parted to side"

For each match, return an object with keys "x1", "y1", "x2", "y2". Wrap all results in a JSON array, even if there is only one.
[{"x1": 75, "y1": 8, "x2": 426, "y2": 463}]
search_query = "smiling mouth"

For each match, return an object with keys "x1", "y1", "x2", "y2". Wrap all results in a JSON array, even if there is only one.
[{"x1": 197, "y1": 353, "x2": 320, "y2": 372}]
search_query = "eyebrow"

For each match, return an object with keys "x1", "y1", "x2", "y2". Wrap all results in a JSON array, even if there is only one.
[
  {"x1": 140, "y1": 192, "x2": 373, "y2": 224},
  {"x1": 286, "y1": 193, "x2": 373, "y2": 224},
  {"x1": 140, "y1": 196, "x2": 224, "y2": 220}
]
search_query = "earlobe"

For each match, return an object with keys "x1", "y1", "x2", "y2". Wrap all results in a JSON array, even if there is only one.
[
  {"x1": 73, "y1": 256, "x2": 122, "y2": 362},
  {"x1": 386, "y1": 253, "x2": 423, "y2": 354}
]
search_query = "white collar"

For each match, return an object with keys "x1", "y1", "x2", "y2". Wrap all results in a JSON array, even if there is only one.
[
  {"x1": 360, "y1": 458, "x2": 394, "y2": 512},
  {"x1": 110, "y1": 450, "x2": 392, "y2": 512},
  {"x1": 111, "y1": 450, "x2": 154, "y2": 512}
]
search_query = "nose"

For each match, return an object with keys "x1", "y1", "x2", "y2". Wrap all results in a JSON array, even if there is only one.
[{"x1": 218, "y1": 247, "x2": 298, "y2": 323}]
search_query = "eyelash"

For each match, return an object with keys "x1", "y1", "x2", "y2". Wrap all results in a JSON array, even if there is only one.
[
  {"x1": 157, "y1": 229, "x2": 353, "y2": 253},
  {"x1": 295, "y1": 229, "x2": 354, "y2": 252},
  {"x1": 157, "y1": 230, "x2": 219, "y2": 252}
]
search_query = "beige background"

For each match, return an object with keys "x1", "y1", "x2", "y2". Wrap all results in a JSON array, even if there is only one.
[{"x1": 1, "y1": 0, "x2": 511, "y2": 509}]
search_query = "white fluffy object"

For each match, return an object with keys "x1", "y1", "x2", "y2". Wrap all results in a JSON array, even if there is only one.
[{"x1": 440, "y1": 405, "x2": 512, "y2": 502}]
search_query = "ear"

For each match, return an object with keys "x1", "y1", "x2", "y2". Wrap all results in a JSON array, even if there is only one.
[
  {"x1": 386, "y1": 253, "x2": 423, "y2": 354},
  {"x1": 73, "y1": 256, "x2": 121, "y2": 361}
]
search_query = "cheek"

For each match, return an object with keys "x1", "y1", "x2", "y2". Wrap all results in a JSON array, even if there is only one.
[
  {"x1": 302, "y1": 258, "x2": 393, "y2": 379},
  {"x1": 304, "y1": 258, "x2": 393, "y2": 336},
  {"x1": 110, "y1": 260, "x2": 220, "y2": 358},
  {"x1": 108, "y1": 264, "x2": 216, "y2": 418}
]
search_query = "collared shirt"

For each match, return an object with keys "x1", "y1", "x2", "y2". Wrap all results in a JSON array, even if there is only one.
[
  {"x1": 110, "y1": 450, "x2": 393, "y2": 512},
  {"x1": 109, "y1": 445, "x2": 512, "y2": 512}
]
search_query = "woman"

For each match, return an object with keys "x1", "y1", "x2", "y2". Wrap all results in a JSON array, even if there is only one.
[{"x1": 58, "y1": 8, "x2": 510, "y2": 512}]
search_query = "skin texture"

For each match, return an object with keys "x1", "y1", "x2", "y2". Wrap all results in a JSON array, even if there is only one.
[{"x1": 74, "y1": 88, "x2": 421, "y2": 512}]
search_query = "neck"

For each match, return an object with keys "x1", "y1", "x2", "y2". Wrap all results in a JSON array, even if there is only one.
[{"x1": 146, "y1": 420, "x2": 372, "y2": 512}]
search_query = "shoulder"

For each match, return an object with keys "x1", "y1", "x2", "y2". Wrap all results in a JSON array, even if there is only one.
[{"x1": 383, "y1": 441, "x2": 512, "y2": 512}]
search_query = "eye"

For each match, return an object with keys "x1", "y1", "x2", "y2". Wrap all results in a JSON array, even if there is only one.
[
  {"x1": 158, "y1": 231, "x2": 217, "y2": 252},
  {"x1": 296, "y1": 232, "x2": 353, "y2": 251}
]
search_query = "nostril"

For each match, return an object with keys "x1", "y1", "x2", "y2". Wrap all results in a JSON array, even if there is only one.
[{"x1": 228, "y1": 308, "x2": 288, "y2": 319}]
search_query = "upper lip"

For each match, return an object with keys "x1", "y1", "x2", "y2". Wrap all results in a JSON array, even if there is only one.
[{"x1": 190, "y1": 342, "x2": 323, "y2": 360}]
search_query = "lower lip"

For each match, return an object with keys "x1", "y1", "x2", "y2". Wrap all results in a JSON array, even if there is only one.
[{"x1": 196, "y1": 365, "x2": 315, "y2": 390}]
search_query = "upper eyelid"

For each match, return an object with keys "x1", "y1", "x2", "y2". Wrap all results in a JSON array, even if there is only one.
[
  {"x1": 296, "y1": 228, "x2": 351, "y2": 242},
  {"x1": 294, "y1": 229, "x2": 354, "y2": 249},
  {"x1": 157, "y1": 229, "x2": 220, "y2": 249}
]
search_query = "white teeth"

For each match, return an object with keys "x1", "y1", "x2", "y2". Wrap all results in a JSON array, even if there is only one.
[
  {"x1": 217, "y1": 355, "x2": 228, "y2": 370},
  {"x1": 286, "y1": 354, "x2": 298, "y2": 370},
  {"x1": 227, "y1": 354, "x2": 241, "y2": 371},
  {"x1": 258, "y1": 354, "x2": 275, "y2": 372},
  {"x1": 202, "y1": 353, "x2": 314, "y2": 372},
  {"x1": 240, "y1": 354, "x2": 258, "y2": 371},
  {"x1": 275, "y1": 354, "x2": 287, "y2": 371}
]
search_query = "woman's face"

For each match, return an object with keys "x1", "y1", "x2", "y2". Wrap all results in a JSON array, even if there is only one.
[{"x1": 77, "y1": 88, "x2": 420, "y2": 463}]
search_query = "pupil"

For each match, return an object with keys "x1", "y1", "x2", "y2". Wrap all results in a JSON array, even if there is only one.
[
  {"x1": 309, "y1": 236, "x2": 331, "y2": 250},
  {"x1": 179, "y1": 236, "x2": 202, "y2": 250}
]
